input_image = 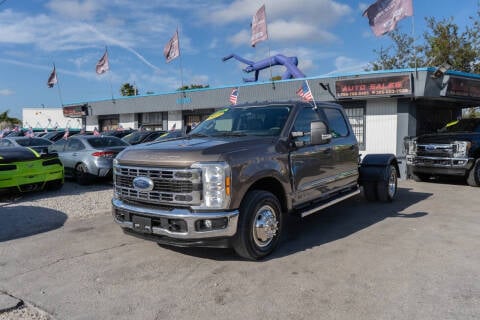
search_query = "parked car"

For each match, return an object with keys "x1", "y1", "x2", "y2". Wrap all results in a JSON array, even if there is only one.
[
  {"x1": 0, "y1": 136, "x2": 53, "y2": 153},
  {"x1": 43, "y1": 130, "x2": 80, "y2": 142},
  {"x1": 0, "y1": 146, "x2": 64, "y2": 195},
  {"x1": 121, "y1": 130, "x2": 166, "y2": 145},
  {"x1": 152, "y1": 129, "x2": 186, "y2": 141},
  {"x1": 102, "y1": 129, "x2": 136, "y2": 139},
  {"x1": 48, "y1": 135, "x2": 129, "y2": 184}
]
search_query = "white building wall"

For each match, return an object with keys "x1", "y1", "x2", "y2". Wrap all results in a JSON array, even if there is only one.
[
  {"x1": 120, "y1": 113, "x2": 136, "y2": 130},
  {"x1": 363, "y1": 99, "x2": 397, "y2": 155},
  {"x1": 22, "y1": 108, "x2": 82, "y2": 129},
  {"x1": 167, "y1": 110, "x2": 182, "y2": 130}
]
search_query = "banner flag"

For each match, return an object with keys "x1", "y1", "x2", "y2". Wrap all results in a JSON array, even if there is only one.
[
  {"x1": 251, "y1": 4, "x2": 268, "y2": 47},
  {"x1": 96, "y1": 49, "x2": 110, "y2": 74},
  {"x1": 363, "y1": 0, "x2": 413, "y2": 36},
  {"x1": 229, "y1": 87, "x2": 239, "y2": 105},
  {"x1": 47, "y1": 65, "x2": 58, "y2": 88},
  {"x1": 164, "y1": 29, "x2": 180, "y2": 63}
]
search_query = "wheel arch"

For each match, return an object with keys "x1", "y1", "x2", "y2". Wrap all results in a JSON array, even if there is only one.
[
  {"x1": 359, "y1": 153, "x2": 400, "y2": 184},
  {"x1": 244, "y1": 177, "x2": 289, "y2": 214}
]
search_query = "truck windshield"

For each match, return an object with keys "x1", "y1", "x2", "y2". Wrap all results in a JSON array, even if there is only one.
[
  {"x1": 438, "y1": 119, "x2": 480, "y2": 133},
  {"x1": 190, "y1": 105, "x2": 291, "y2": 137}
]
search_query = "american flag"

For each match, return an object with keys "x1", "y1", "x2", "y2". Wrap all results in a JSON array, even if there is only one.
[
  {"x1": 296, "y1": 80, "x2": 313, "y2": 101},
  {"x1": 93, "y1": 127, "x2": 100, "y2": 136},
  {"x1": 63, "y1": 128, "x2": 69, "y2": 140},
  {"x1": 170, "y1": 123, "x2": 177, "y2": 131},
  {"x1": 229, "y1": 88, "x2": 238, "y2": 105}
]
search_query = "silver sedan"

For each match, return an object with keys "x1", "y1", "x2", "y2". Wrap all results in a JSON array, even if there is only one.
[{"x1": 48, "y1": 135, "x2": 129, "y2": 184}]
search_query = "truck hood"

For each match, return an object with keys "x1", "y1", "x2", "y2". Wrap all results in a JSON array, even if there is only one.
[
  {"x1": 117, "y1": 136, "x2": 276, "y2": 167},
  {"x1": 416, "y1": 132, "x2": 480, "y2": 144}
]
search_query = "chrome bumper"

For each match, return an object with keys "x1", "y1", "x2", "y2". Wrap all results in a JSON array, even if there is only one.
[
  {"x1": 112, "y1": 198, "x2": 239, "y2": 239},
  {"x1": 406, "y1": 155, "x2": 474, "y2": 169}
]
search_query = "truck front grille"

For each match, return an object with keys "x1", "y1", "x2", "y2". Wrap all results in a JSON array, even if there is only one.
[
  {"x1": 114, "y1": 165, "x2": 202, "y2": 206},
  {"x1": 416, "y1": 144, "x2": 453, "y2": 157}
]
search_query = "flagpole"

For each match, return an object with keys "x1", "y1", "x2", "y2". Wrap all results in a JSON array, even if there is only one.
[
  {"x1": 106, "y1": 46, "x2": 115, "y2": 102},
  {"x1": 412, "y1": 13, "x2": 418, "y2": 79},
  {"x1": 54, "y1": 63, "x2": 64, "y2": 106},
  {"x1": 305, "y1": 80, "x2": 317, "y2": 110}
]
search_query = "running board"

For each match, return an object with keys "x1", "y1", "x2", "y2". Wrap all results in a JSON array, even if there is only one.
[{"x1": 299, "y1": 189, "x2": 361, "y2": 218}]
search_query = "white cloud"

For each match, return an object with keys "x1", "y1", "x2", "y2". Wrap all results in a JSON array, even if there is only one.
[
  {"x1": 326, "y1": 56, "x2": 369, "y2": 74},
  {"x1": 0, "y1": 89, "x2": 14, "y2": 96},
  {"x1": 46, "y1": 0, "x2": 101, "y2": 20}
]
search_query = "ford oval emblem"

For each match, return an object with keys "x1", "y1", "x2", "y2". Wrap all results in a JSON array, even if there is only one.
[
  {"x1": 426, "y1": 145, "x2": 436, "y2": 151},
  {"x1": 132, "y1": 177, "x2": 154, "y2": 191}
]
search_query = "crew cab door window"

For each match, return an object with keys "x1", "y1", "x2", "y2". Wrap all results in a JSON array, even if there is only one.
[
  {"x1": 323, "y1": 108, "x2": 349, "y2": 138},
  {"x1": 291, "y1": 107, "x2": 323, "y2": 145}
]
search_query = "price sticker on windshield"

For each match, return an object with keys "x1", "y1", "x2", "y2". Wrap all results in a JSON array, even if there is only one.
[{"x1": 206, "y1": 108, "x2": 229, "y2": 121}]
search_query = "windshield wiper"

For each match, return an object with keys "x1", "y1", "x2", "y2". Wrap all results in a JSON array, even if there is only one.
[{"x1": 188, "y1": 133, "x2": 209, "y2": 138}]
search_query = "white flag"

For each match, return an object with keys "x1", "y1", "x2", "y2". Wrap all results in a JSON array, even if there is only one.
[{"x1": 47, "y1": 65, "x2": 57, "y2": 88}]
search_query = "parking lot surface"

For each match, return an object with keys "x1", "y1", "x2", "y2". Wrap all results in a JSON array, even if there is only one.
[{"x1": 0, "y1": 180, "x2": 479, "y2": 319}]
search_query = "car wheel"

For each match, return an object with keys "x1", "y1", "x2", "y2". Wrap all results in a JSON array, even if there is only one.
[
  {"x1": 467, "y1": 159, "x2": 480, "y2": 187},
  {"x1": 377, "y1": 165, "x2": 397, "y2": 202},
  {"x1": 75, "y1": 163, "x2": 91, "y2": 185},
  {"x1": 362, "y1": 182, "x2": 377, "y2": 201},
  {"x1": 233, "y1": 190, "x2": 283, "y2": 260}
]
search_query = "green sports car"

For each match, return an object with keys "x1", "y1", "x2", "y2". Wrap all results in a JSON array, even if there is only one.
[{"x1": 0, "y1": 147, "x2": 64, "y2": 195}]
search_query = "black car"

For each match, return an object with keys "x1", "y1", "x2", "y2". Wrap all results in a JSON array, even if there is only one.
[{"x1": 121, "y1": 130, "x2": 166, "y2": 145}]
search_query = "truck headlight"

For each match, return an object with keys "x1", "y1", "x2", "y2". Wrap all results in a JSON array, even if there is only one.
[
  {"x1": 407, "y1": 139, "x2": 417, "y2": 155},
  {"x1": 192, "y1": 162, "x2": 231, "y2": 209},
  {"x1": 452, "y1": 141, "x2": 471, "y2": 158}
]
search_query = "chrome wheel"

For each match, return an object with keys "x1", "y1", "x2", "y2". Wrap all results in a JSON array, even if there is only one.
[
  {"x1": 252, "y1": 205, "x2": 279, "y2": 248},
  {"x1": 388, "y1": 166, "x2": 397, "y2": 198}
]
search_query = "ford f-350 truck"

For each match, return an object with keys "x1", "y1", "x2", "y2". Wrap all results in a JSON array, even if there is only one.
[
  {"x1": 112, "y1": 101, "x2": 400, "y2": 260},
  {"x1": 406, "y1": 118, "x2": 480, "y2": 187}
]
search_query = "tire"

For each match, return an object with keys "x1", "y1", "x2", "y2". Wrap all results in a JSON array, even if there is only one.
[
  {"x1": 362, "y1": 182, "x2": 377, "y2": 201},
  {"x1": 75, "y1": 163, "x2": 91, "y2": 185},
  {"x1": 377, "y1": 165, "x2": 398, "y2": 202},
  {"x1": 467, "y1": 159, "x2": 480, "y2": 187},
  {"x1": 47, "y1": 179, "x2": 64, "y2": 191},
  {"x1": 233, "y1": 190, "x2": 283, "y2": 260}
]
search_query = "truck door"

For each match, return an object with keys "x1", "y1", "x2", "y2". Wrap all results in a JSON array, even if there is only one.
[
  {"x1": 323, "y1": 107, "x2": 359, "y2": 190},
  {"x1": 289, "y1": 106, "x2": 335, "y2": 206}
]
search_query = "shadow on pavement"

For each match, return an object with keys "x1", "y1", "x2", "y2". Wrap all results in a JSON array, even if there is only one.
[
  {"x1": 0, "y1": 206, "x2": 67, "y2": 242},
  {"x1": 163, "y1": 186, "x2": 432, "y2": 261}
]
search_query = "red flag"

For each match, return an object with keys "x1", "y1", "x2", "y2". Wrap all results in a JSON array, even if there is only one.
[
  {"x1": 47, "y1": 65, "x2": 58, "y2": 88},
  {"x1": 296, "y1": 80, "x2": 313, "y2": 102},
  {"x1": 164, "y1": 30, "x2": 180, "y2": 63},
  {"x1": 251, "y1": 4, "x2": 268, "y2": 47},
  {"x1": 96, "y1": 49, "x2": 109, "y2": 74},
  {"x1": 229, "y1": 88, "x2": 238, "y2": 105},
  {"x1": 170, "y1": 123, "x2": 176, "y2": 131},
  {"x1": 93, "y1": 127, "x2": 100, "y2": 136},
  {"x1": 363, "y1": 0, "x2": 413, "y2": 37},
  {"x1": 63, "y1": 128, "x2": 69, "y2": 140}
]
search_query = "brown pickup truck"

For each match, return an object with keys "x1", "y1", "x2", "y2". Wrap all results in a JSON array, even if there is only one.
[{"x1": 112, "y1": 101, "x2": 400, "y2": 260}]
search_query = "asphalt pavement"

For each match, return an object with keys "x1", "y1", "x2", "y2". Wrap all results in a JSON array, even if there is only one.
[{"x1": 0, "y1": 180, "x2": 479, "y2": 320}]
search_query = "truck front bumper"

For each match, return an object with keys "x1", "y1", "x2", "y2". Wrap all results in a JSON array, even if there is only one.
[
  {"x1": 406, "y1": 155, "x2": 474, "y2": 176},
  {"x1": 112, "y1": 198, "x2": 239, "y2": 241}
]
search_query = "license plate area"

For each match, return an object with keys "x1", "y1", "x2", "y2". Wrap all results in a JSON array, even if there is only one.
[{"x1": 132, "y1": 215, "x2": 152, "y2": 233}]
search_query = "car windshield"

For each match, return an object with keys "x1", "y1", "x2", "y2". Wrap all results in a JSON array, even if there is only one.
[
  {"x1": 15, "y1": 138, "x2": 52, "y2": 146},
  {"x1": 122, "y1": 132, "x2": 150, "y2": 144},
  {"x1": 438, "y1": 119, "x2": 480, "y2": 133},
  {"x1": 86, "y1": 137, "x2": 129, "y2": 148},
  {"x1": 189, "y1": 105, "x2": 291, "y2": 137}
]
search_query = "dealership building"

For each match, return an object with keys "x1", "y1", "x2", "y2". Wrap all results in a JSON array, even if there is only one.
[{"x1": 23, "y1": 67, "x2": 480, "y2": 176}]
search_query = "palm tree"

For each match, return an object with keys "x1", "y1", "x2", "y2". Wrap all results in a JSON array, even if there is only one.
[{"x1": 0, "y1": 110, "x2": 21, "y2": 129}]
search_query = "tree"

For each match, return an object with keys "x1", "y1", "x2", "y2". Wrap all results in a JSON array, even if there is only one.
[
  {"x1": 368, "y1": 9, "x2": 480, "y2": 73},
  {"x1": 177, "y1": 84, "x2": 210, "y2": 91},
  {"x1": 0, "y1": 110, "x2": 21, "y2": 129},
  {"x1": 120, "y1": 83, "x2": 138, "y2": 96}
]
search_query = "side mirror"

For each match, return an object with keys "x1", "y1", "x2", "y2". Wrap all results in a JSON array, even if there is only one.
[{"x1": 311, "y1": 120, "x2": 331, "y2": 145}]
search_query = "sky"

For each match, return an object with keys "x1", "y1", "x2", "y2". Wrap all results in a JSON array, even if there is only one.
[{"x1": 0, "y1": 0, "x2": 478, "y2": 119}]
